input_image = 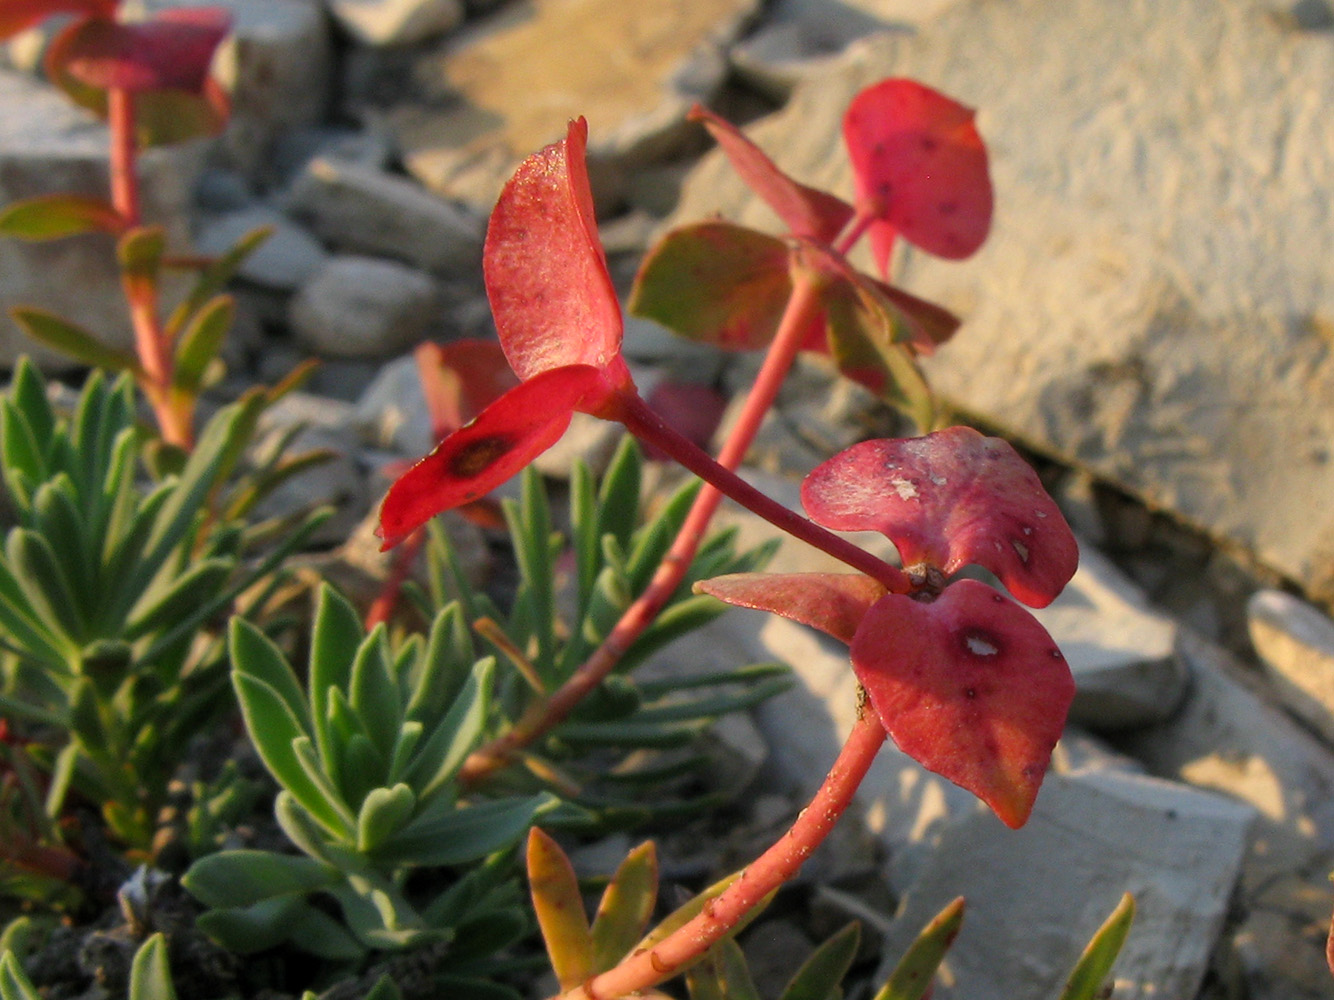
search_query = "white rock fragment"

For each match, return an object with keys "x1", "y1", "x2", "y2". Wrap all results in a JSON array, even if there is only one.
[
  {"x1": 1247, "y1": 589, "x2": 1334, "y2": 745},
  {"x1": 289, "y1": 256, "x2": 439, "y2": 359}
]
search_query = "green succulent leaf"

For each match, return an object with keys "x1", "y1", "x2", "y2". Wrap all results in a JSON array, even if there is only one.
[
  {"x1": 590, "y1": 841, "x2": 658, "y2": 972},
  {"x1": 873, "y1": 897, "x2": 964, "y2": 1000},
  {"x1": 194, "y1": 895, "x2": 312, "y2": 955},
  {"x1": 357, "y1": 784, "x2": 418, "y2": 853},
  {"x1": 183, "y1": 850, "x2": 343, "y2": 910},
  {"x1": 402, "y1": 658, "x2": 494, "y2": 801},
  {"x1": 128, "y1": 934, "x2": 177, "y2": 1000},
  {"x1": 1058, "y1": 893, "x2": 1135, "y2": 1000},
  {"x1": 172, "y1": 294, "x2": 234, "y2": 398},
  {"x1": 687, "y1": 939, "x2": 761, "y2": 1000},
  {"x1": 349, "y1": 627, "x2": 403, "y2": 762},
  {"x1": 0, "y1": 951, "x2": 41, "y2": 1000},
  {"x1": 779, "y1": 922, "x2": 861, "y2": 1000},
  {"x1": 166, "y1": 225, "x2": 272, "y2": 340},
  {"x1": 375, "y1": 792, "x2": 555, "y2": 868}
]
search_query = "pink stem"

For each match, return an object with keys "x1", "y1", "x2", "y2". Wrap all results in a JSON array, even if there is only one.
[
  {"x1": 553, "y1": 712, "x2": 888, "y2": 1000},
  {"x1": 108, "y1": 88, "x2": 141, "y2": 227}
]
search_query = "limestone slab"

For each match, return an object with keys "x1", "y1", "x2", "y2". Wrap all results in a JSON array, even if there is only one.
[
  {"x1": 1248, "y1": 589, "x2": 1334, "y2": 745},
  {"x1": 670, "y1": 0, "x2": 1334, "y2": 601}
]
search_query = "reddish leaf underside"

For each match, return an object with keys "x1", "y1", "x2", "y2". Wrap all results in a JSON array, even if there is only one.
[
  {"x1": 689, "y1": 104, "x2": 854, "y2": 244},
  {"x1": 628, "y1": 221, "x2": 792, "y2": 351},
  {"x1": 697, "y1": 572, "x2": 887, "y2": 645},
  {"x1": 414, "y1": 339, "x2": 520, "y2": 439},
  {"x1": 641, "y1": 380, "x2": 727, "y2": 458},
  {"x1": 52, "y1": 9, "x2": 229, "y2": 93},
  {"x1": 483, "y1": 117, "x2": 627, "y2": 384},
  {"x1": 379, "y1": 365, "x2": 607, "y2": 547},
  {"x1": 843, "y1": 78, "x2": 993, "y2": 274},
  {"x1": 802, "y1": 427, "x2": 1078, "y2": 608},
  {"x1": 850, "y1": 579, "x2": 1074, "y2": 828},
  {"x1": 0, "y1": 0, "x2": 115, "y2": 39}
]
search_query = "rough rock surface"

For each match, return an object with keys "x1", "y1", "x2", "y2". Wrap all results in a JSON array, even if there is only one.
[
  {"x1": 354, "y1": 0, "x2": 761, "y2": 210},
  {"x1": 1248, "y1": 588, "x2": 1334, "y2": 745},
  {"x1": 671, "y1": 0, "x2": 1334, "y2": 601},
  {"x1": 289, "y1": 256, "x2": 440, "y2": 359}
]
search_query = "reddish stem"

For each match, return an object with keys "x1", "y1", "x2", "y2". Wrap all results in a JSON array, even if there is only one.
[
  {"x1": 460, "y1": 272, "x2": 902, "y2": 785},
  {"x1": 832, "y1": 208, "x2": 875, "y2": 258},
  {"x1": 364, "y1": 526, "x2": 427, "y2": 629},
  {"x1": 553, "y1": 711, "x2": 888, "y2": 1000},
  {"x1": 108, "y1": 88, "x2": 141, "y2": 227}
]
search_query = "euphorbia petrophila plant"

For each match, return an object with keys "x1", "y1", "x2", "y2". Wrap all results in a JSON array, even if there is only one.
[
  {"x1": 379, "y1": 80, "x2": 1086, "y2": 994},
  {"x1": 0, "y1": 0, "x2": 242, "y2": 450}
]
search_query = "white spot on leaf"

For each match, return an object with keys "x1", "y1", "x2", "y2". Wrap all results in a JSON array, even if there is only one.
[
  {"x1": 966, "y1": 635, "x2": 999, "y2": 656},
  {"x1": 1013, "y1": 540, "x2": 1030, "y2": 562},
  {"x1": 890, "y1": 478, "x2": 919, "y2": 501}
]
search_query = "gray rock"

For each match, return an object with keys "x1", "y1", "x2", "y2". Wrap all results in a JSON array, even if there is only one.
[
  {"x1": 0, "y1": 70, "x2": 203, "y2": 370},
  {"x1": 286, "y1": 157, "x2": 484, "y2": 278},
  {"x1": 877, "y1": 768, "x2": 1254, "y2": 1000},
  {"x1": 1232, "y1": 865, "x2": 1334, "y2": 1000},
  {"x1": 351, "y1": 353, "x2": 436, "y2": 458},
  {"x1": 329, "y1": 0, "x2": 465, "y2": 47},
  {"x1": 289, "y1": 256, "x2": 439, "y2": 359},
  {"x1": 194, "y1": 206, "x2": 329, "y2": 292},
  {"x1": 1119, "y1": 630, "x2": 1334, "y2": 884},
  {"x1": 358, "y1": 0, "x2": 760, "y2": 211},
  {"x1": 1248, "y1": 589, "x2": 1334, "y2": 745},
  {"x1": 1030, "y1": 544, "x2": 1187, "y2": 730},
  {"x1": 151, "y1": 0, "x2": 333, "y2": 181},
  {"x1": 670, "y1": 0, "x2": 1334, "y2": 602}
]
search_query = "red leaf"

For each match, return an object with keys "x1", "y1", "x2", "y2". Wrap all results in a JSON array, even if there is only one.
[
  {"x1": 850, "y1": 579, "x2": 1073, "y2": 828},
  {"x1": 698, "y1": 572, "x2": 887, "y2": 645},
  {"x1": 414, "y1": 339, "x2": 520, "y2": 440},
  {"x1": 51, "y1": 9, "x2": 229, "y2": 93},
  {"x1": 802, "y1": 427, "x2": 1078, "y2": 608},
  {"x1": 0, "y1": 0, "x2": 114, "y2": 39},
  {"x1": 483, "y1": 118, "x2": 629, "y2": 390},
  {"x1": 379, "y1": 365, "x2": 606, "y2": 547},
  {"x1": 689, "y1": 104, "x2": 854, "y2": 244},
  {"x1": 843, "y1": 78, "x2": 993, "y2": 272}
]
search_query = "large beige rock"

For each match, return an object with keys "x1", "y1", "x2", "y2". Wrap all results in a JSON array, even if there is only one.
[
  {"x1": 670, "y1": 0, "x2": 1334, "y2": 601},
  {"x1": 360, "y1": 0, "x2": 760, "y2": 211}
]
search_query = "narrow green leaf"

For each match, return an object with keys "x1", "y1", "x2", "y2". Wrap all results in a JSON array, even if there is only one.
[
  {"x1": 128, "y1": 934, "x2": 176, "y2": 1000},
  {"x1": 165, "y1": 225, "x2": 272, "y2": 340},
  {"x1": 0, "y1": 194, "x2": 123, "y2": 240},
  {"x1": 229, "y1": 619, "x2": 311, "y2": 731},
  {"x1": 405, "y1": 602, "x2": 474, "y2": 724},
  {"x1": 172, "y1": 294, "x2": 233, "y2": 397},
  {"x1": 637, "y1": 869, "x2": 773, "y2": 963},
  {"x1": 310, "y1": 585, "x2": 362, "y2": 771},
  {"x1": 349, "y1": 626, "x2": 403, "y2": 762},
  {"x1": 1058, "y1": 893, "x2": 1135, "y2": 1000},
  {"x1": 5, "y1": 529, "x2": 83, "y2": 641},
  {"x1": 125, "y1": 557, "x2": 232, "y2": 639},
  {"x1": 403, "y1": 659, "x2": 493, "y2": 801},
  {"x1": 10, "y1": 308, "x2": 140, "y2": 374},
  {"x1": 375, "y1": 793, "x2": 554, "y2": 868},
  {"x1": 590, "y1": 841, "x2": 658, "y2": 972},
  {"x1": 687, "y1": 939, "x2": 761, "y2": 1000},
  {"x1": 527, "y1": 827, "x2": 593, "y2": 990},
  {"x1": 117, "y1": 225, "x2": 166, "y2": 277},
  {"x1": 68, "y1": 676, "x2": 107, "y2": 750},
  {"x1": 873, "y1": 897, "x2": 964, "y2": 1000},
  {"x1": 193, "y1": 896, "x2": 308, "y2": 955},
  {"x1": 364, "y1": 974, "x2": 404, "y2": 1000},
  {"x1": 568, "y1": 460, "x2": 600, "y2": 619},
  {"x1": 625, "y1": 478, "x2": 702, "y2": 593},
  {"x1": 596, "y1": 435, "x2": 641, "y2": 552},
  {"x1": 357, "y1": 784, "x2": 417, "y2": 853},
  {"x1": 555, "y1": 719, "x2": 704, "y2": 749},
  {"x1": 30, "y1": 478, "x2": 93, "y2": 611},
  {"x1": 0, "y1": 951, "x2": 42, "y2": 1000},
  {"x1": 779, "y1": 922, "x2": 860, "y2": 1000}
]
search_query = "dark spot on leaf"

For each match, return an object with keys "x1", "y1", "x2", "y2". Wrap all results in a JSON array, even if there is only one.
[
  {"x1": 938, "y1": 200, "x2": 958, "y2": 215},
  {"x1": 964, "y1": 686, "x2": 977, "y2": 700},
  {"x1": 921, "y1": 137, "x2": 939, "y2": 152},
  {"x1": 450, "y1": 434, "x2": 513, "y2": 477}
]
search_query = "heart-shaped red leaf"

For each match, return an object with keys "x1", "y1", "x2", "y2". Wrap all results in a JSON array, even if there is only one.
[
  {"x1": 843, "y1": 78, "x2": 992, "y2": 273},
  {"x1": 0, "y1": 0, "x2": 114, "y2": 39},
  {"x1": 380, "y1": 365, "x2": 607, "y2": 547},
  {"x1": 484, "y1": 118, "x2": 628, "y2": 390},
  {"x1": 802, "y1": 427, "x2": 1078, "y2": 608},
  {"x1": 629, "y1": 221, "x2": 792, "y2": 351},
  {"x1": 414, "y1": 339, "x2": 520, "y2": 439},
  {"x1": 697, "y1": 572, "x2": 887, "y2": 645},
  {"x1": 690, "y1": 105, "x2": 854, "y2": 244},
  {"x1": 851, "y1": 579, "x2": 1073, "y2": 828},
  {"x1": 52, "y1": 8, "x2": 229, "y2": 93}
]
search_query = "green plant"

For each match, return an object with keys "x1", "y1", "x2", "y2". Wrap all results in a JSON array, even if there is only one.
[
  {"x1": 1, "y1": 932, "x2": 178, "y2": 1000},
  {"x1": 183, "y1": 585, "x2": 551, "y2": 987},
  {"x1": 0, "y1": 359, "x2": 328, "y2": 849}
]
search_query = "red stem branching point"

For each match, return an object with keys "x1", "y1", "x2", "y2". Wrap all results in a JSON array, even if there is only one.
[{"x1": 552, "y1": 711, "x2": 888, "y2": 1000}]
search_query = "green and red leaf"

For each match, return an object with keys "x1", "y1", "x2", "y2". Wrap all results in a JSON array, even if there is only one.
[
  {"x1": 0, "y1": 194, "x2": 124, "y2": 241},
  {"x1": 802, "y1": 427, "x2": 1078, "y2": 608},
  {"x1": 379, "y1": 365, "x2": 608, "y2": 547},
  {"x1": 483, "y1": 117, "x2": 628, "y2": 389},
  {"x1": 527, "y1": 828, "x2": 594, "y2": 990},
  {"x1": 690, "y1": 104, "x2": 854, "y2": 244},
  {"x1": 843, "y1": 79, "x2": 992, "y2": 273},
  {"x1": 850, "y1": 579, "x2": 1073, "y2": 828},
  {"x1": 629, "y1": 221, "x2": 792, "y2": 351},
  {"x1": 697, "y1": 572, "x2": 886, "y2": 645}
]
